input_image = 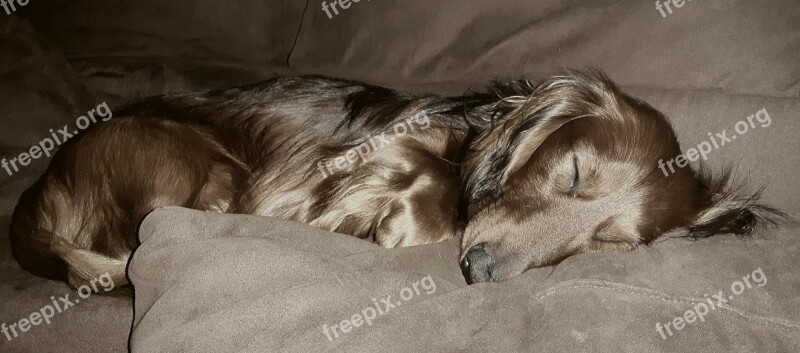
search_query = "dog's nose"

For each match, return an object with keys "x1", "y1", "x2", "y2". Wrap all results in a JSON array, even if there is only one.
[{"x1": 460, "y1": 243, "x2": 494, "y2": 284}]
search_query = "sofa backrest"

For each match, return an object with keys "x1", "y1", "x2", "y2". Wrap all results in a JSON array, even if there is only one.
[
  {"x1": 21, "y1": 0, "x2": 308, "y2": 67},
  {"x1": 290, "y1": 0, "x2": 800, "y2": 98}
]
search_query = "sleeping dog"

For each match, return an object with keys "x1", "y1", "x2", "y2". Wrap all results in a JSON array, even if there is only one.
[{"x1": 9, "y1": 70, "x2": 783, "y2": 287}]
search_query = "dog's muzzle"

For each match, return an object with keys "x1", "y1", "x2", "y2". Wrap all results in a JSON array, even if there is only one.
[{"x1": 460, "y1": 242, "x2": 494, "y2": 284}]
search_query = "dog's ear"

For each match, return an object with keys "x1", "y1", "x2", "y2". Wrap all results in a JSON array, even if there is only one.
[
  {"x1": 463, "y1": 70, "x2": 623, "y2": 206},
  {"x1": 685, "y1": 169, "x2": 787, "y2": 238}
]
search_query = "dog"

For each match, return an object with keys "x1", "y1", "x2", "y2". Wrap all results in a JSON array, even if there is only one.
[{"x1": 9, "y1": 70, "x2": 784, "y2": 288}]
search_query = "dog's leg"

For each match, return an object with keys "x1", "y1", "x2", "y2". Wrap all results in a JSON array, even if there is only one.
[
  {"x1": 372, "y1": 166, "x2": 461, "y2": 247},
  {"x1": 296, "y1": 143, "x2": 460, "y2": 247}
]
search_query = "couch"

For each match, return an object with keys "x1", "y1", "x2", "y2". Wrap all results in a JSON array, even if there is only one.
[{"x1": 1, "y1": 1, "x2": 798, "y2": 352}]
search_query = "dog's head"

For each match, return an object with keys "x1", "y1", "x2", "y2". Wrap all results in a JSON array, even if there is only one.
[{"x1": 460, "y1": 70, "x2": 784, "y2": 284}]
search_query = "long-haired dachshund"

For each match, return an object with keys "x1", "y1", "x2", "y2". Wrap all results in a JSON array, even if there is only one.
[{"x1": 9, "y1": 70, "x2": 783, "y2": 287}]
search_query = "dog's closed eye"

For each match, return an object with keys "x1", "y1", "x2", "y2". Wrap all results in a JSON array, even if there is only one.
[
  {"x1": 590, "y1": 216, "x2": 640, "y2": 251},
  {"x1": 569, "y1": 155, "x2": 580, "y2": 193},
  {"x1": 553, "y1": 155, "x2": 583, "y2": 196}
]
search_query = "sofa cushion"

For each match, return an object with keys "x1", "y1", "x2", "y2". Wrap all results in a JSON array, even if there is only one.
[
  {"x1": 290, "y1": 0, "x2": 800, "y2": 98},
  {"x1": 128, "y1": 207, "x2": 800, "y2": 352}
]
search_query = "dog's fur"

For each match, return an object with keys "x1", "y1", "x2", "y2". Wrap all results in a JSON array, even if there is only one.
[{"x1": 9, "y1": 70, "x2": 784, "y2": 287}]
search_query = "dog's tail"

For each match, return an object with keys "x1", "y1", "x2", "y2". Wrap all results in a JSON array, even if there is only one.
[
  {"x1": 10, "y1": 177, "x2": 129, "y2": 290},
  {"x1": 54, "y1": 243, "x2": 129, "y2": 289}
]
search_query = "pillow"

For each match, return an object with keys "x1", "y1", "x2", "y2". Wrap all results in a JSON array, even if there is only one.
[
  {"x1": 129, "y1": 207, "x2": 800, "y2": 352},
  {"x1": 290, "y1": 0, "x2": 800, "y2": 98}
]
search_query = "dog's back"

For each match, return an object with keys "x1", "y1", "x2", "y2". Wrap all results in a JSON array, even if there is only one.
[{"x1": 10, "y1": 76, "x2": 465, "y2": 288}]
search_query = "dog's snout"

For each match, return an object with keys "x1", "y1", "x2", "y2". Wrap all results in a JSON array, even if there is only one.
[{"x1": 460, "y1": 243, "x2": 494, "y2": 284}]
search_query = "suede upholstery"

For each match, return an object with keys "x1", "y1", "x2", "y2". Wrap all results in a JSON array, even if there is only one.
[{"x1": 0, "y1": 1, "x2": 798, "y2": 352}]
